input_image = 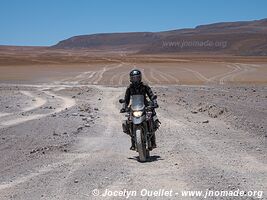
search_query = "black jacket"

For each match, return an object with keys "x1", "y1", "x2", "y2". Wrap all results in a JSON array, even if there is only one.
[{"x1": 124, "y1": 82, "x2": 155, "y2": 107}]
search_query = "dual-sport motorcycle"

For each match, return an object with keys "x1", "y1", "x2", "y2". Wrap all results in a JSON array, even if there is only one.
[{"x1": 119, "y1": 95, "x2": 158, "y2": 162}]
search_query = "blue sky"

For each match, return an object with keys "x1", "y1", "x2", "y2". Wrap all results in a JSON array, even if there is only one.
[{"x1": 0, "y1": 0, "x2": 266, "y2": 46}]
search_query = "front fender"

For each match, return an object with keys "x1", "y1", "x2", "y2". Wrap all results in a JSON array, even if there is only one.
[{"x1": 132, "y1": 115, "x2": 146, "y2": 125}]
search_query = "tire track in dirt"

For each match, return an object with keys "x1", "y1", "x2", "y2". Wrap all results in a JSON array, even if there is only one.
[
  {"x1": 219, "y1": 64, "x2": 242, "y2": 84},
  {"x1": 153, "y1": 68, "x2": 179, "y2": 84},
  {"x1": 20, "y1": 91, "x2": 47, "y2": 112},
  {"x1": 207, "y1": 64, "x2": 236, "y2": 83},
  {"x1": 59, "y1": 64, "x2": 110, "y2": 85},
  {"x1": 93, "y1": 66, "x2": 107, "y2": 84},
  {"x1": 0, "y1": 91, "x2": 47, "y2": 120},
  {"x1": 52, "y1": 87, "x2": 128, "y2": 199},
  {"x1": 0, "y1": 85, "x2": 265, "y2": 199},
  {"x1": 105, "y1": 63, "x2": 130, "y2": 85},
  {"x1": 0, "y1": 88, "x2": 76, "y2": 129},
  {"x1": 153, "y1": 70, "x2": 172, "y2": 84},
  {"x1": 148, "y1": 68, "x2": 161, "y2": 84},
  {"x1": 182, "y1": 67, "x2": 209, "y2": 82},
  {"x1": 118, "y1": 71, "x2": 129, "y2": 85},
  {"x1": 81, "y1": 71, "x2": 97, "y2": 84},
  {"x1": 60, "y1": 70, "x2": 93, "y2": 85},
  {"x1": 140, "y1": 68, "x2": 152, "y2": 84},
  {"x1": 109, "y1": 63, "x2": 132, "y2": 85},
  {"x1": 109, "y1": 64, "x2": 124, "y2": 85},
  {"x1": 0, "y1": 113, "x2": 10, "y2": 118},
  {"x1": 230, "y1": 63, "x2": 257, "y2": 82},
  {"x1": 88, "y1": 70, "x2": 102, "y2": 84},
  {"x1": 0, "y1": 153, "x2": 90, "y2": 191}
]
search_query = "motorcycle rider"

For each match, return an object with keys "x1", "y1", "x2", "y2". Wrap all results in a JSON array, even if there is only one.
[{"x1": 120, "y1": 69, "x2": 160, "y2": 150}]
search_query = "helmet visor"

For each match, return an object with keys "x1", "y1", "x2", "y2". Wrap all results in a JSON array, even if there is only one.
[{"x1": 130, "y1": 75, "x2": 141, "y2": 83}]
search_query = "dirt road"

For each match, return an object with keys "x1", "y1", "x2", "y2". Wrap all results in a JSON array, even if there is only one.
[
  {"x1": 0, "y1": 78, "x2": 266, "y2": 199},
  {"x1": 0, "y1": 60, "x2": 266, "y2": 199}
]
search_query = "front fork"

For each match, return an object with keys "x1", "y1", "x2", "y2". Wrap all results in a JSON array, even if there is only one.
[{"x1": 132, "y1": 122, "x2": 153, "y2": 151}]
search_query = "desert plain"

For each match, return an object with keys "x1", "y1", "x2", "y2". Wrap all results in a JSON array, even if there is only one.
[{"x1": 0, "y1": 48, "x2": 266, "y2": 199}]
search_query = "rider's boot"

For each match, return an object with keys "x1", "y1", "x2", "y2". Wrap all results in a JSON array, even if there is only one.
[
  {"x1": 151, "y1": 134, "x2": 157, "y2": 149},
  {"x1": 130, "y1": 137, "x2": 136, "y2": 150},
  {"x1": 154, "y1": 119, "x2": 160, "y2": 130},
  {"x1": 122, "y1": 120, "x2": 130, "y2": 135},
  {"x1": 153, "y1": 114, "x2": 160, "y2": 130}
]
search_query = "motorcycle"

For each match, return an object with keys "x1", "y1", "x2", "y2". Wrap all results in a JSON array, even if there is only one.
[{"x1": 119, "y1": 95, "x2": 158, "y2": 162}]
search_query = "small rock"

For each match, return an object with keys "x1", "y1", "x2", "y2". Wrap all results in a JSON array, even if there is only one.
[
  {"x1": 77, "y1": 127, "x2": 83, "y2": 131},
  {"x1": 79, "y1": 114, "x2": 85, "y2": 117},
  {"x1": 202, "y1": 120, "x2": 209, "y2": 123},
  {"x1": 84, "y1": 123, "x2": 90, "y2": 127},
  {"x1": 191, "y1": 111, "x2": 198, "y2": 114},
  {"x1": 74, "y1": 179, "x2": 79, "y2": 183},
  {"x1": 53, "y1": 131, "x2": 59, "y2": 136},
  {"x1": 30, "y1": 149, "x2": 37, "y2": 154},
  {"x1": 94, "y1": 108, "x2": 99, "y2": 111},
  {"x1": 72, "y1": 113, "x2": 78, "y2": 116},
  {"x1": 72, "y1": 96, "x2": 76, "y2": 98},
  {"x1": 82, "y1": 117, "x2": 87, "y2": 121}
]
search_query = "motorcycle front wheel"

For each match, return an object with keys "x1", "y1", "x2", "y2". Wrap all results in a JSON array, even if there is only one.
[{"x1": 136, "y1": 128, "x2": 146, "y2": 162}]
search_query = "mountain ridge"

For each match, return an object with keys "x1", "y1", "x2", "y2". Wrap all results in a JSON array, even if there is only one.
[
  {"x1": 52, "y1": 18, "x2": 267, "y2": 55},
  {"x1": 7, "y1": 18, "x2": 267, "y2": 56}
]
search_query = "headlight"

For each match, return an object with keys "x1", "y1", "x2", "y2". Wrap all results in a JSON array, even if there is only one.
[{"x1": 133, "y1": 111, "x2": 142, "y2": 117}]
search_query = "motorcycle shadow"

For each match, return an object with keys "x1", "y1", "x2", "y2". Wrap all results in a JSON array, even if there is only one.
[{"x1": 128, "y1": 155, "x2": 163, "y2": 163}]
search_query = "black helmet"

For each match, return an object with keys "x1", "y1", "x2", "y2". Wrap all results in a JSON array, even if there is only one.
[{"x1": 129, "y1": 69, "x2": 142, "y2": 84}]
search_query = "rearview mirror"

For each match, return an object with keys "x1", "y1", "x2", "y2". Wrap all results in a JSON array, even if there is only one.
[{"x1": 119, "y1": 99, "x2": 125, "y2": 103}]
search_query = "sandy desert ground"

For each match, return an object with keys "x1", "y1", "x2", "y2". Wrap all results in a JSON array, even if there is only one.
[
  {"x1": 0, "y1": 54, "x2": 266, "y2": 199},
  {"x1": 0, "y1": 60, "x2": 267, "y2": 85}
]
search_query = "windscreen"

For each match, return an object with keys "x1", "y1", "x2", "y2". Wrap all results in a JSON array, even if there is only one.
[{"x1": 131, "y1": 95, "x2": 145, "y2": 111}]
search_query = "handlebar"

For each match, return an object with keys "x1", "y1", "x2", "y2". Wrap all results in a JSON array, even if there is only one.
[
  {"x1": 120, "y1": 105, "x2": 158, "y2": 113},
  {"x1": 120, "y1": 107, "x2": 130, "y2": 113},
  {"x1": 146, "y1": 105, "x2": 157, "y2": 109}
]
